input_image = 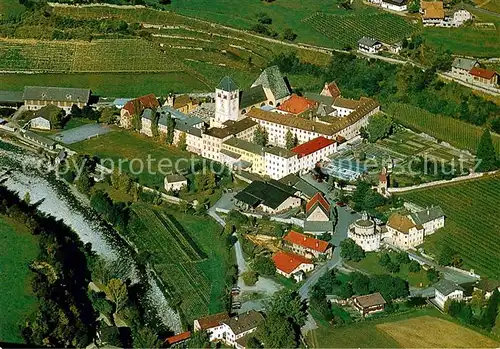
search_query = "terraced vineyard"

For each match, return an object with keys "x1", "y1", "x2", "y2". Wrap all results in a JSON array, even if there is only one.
[
  {"x1": 128, "y1": 205, "x2": 224, "y2": 322},
  {"x1": 0, "y1": 39, "x2": 183, "y2": 73},
  {"x1": 303, "y1": 12, "x2": 419, "y2": 48},
  {"x1": 399, "y1": 175, "x2": 500, "y2": 279},
  {"x1": 0, "y1": 39, "x2": 75, "y2": 71},
  {"x1": 386, "y1": 103, "x2": 500, "y2": 153}
]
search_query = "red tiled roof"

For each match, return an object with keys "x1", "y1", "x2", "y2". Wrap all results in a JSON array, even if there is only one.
[
  {"x1": 291, "y1": 136, "x2": 335, "y2": 158},
  {"x1": 196, "y1": 312, "x2": 230, "y2": 330},
  {"x1": 165, "y1": 331, "x2": 191, "y2": 345},
  {"x1": 278, "y1": 94, "x2": 317, "y2": 114},
  {"x1": 122, "y1": 93, "x2": 159, "y2": 116},
  {"x1": 283, "y1": 230, "x2": 330, "y2": 253},
  {"x1": 273, "y1": 251, "x2": 313, "y2": 274},
  {"x1": 470, "y1": 67, "x2": 497, "y2": 80},
  {"x1": 306, "y1": 192, "x2": 330, "y2": 213}
]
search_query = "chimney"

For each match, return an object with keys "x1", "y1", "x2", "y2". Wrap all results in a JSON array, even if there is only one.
[{"x1": 316, "y1": 242, "x2": 319, "y2": 247}]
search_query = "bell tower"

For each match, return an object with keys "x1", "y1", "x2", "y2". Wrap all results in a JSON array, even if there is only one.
[{"x1": 212, "y1": 76, "x2": 240, "y2": 128}]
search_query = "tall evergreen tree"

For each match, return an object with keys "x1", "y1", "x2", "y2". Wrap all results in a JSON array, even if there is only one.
[
  {"x1": 480, "y1": 289, "x2": 500, "y2": 331},
  {"x1": 476, "y1": 129, "x2": 498, "y2": 172},
  {"x1": 165, "y1": 112, "x2": 175, "y2": 145},
  {"x1": 285, "y1": 130, "x2": 295, "y2": 150}
]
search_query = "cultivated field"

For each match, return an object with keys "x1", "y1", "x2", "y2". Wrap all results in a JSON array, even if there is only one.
[
  {"x1": 399, "y1": 175, "x2": 500, "y2": 279},
  {"x1": 304, "y1": 11, "x2": 418, "y2": 48},
  {"x1": 0, "y1": 71, "x2": 210, "y2": 97},
  {"x1": 377, "y1": 315, "x2": 499, "y2": 347},
  {"x1": 0, "y1": 0, "x2": 26, "y2": 20},
  {"x1": 127, "y1": 205, "x2": 229, "y2": 322},
  {"x1": 0, "y1": 216, "x2": 39, "y2": 343},
  {"x1": 386, "y1": 103, "x2": 500, "y2": 153}
]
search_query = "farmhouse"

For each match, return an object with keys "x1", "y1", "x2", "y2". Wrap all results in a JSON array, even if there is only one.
[
  {"x1": 451, "y1": 58, "x2": 479, "y2": 79},
  {"x1": 352, "y1": 292, "x2": 386, "y2": 316},
  {"x1": 120, "y1": 94, "x2": 160, "y2": 129},
  {"x1": 420, "y1": 1, "x2": 472, "y2": 27},
  {"x1": 222, "y1": 311, "x2": 264, "y2": 349},
  {"x1": 348, "y1": 215, "x2": 382, "y2": 252},
  {"x1": 433, "y1": 279, "x2": 465, "y2": 310},
  {"x1": 273, "y1": 251, "x2": 315, "y2": 282},
  {"x1": 194, "y1": 312, "x2": 230, "y2": 341},
  {"x1": 23, "y1": 86, "x2": 91, "y2": 113},
  {"x1": 474, "y1": 279, "x2": 500, "y2": 299},
  {"x1": 234, "y1": 180, "x2": 301, "y2": 214},
  {"x1": 381, "y1": 0, "x2": 407, "y2": 11},
  {"x1": 283, "y1": 230, "x2": 333, "y2": 259},
  {"x1": 164, "y1": 174, "x2": 187, "y2": 192},
  {"x1": 30, "y1": 116, "x2": 51, "y2": 130},
  {"x1": 250, "y1": 65, "x2": 291, "y2": 106},
  {"x1": 469, "y1": 67, "x2": 498, "y2": 87},
  {"x1": 386, "y1": 213, "x2": 425, "y2": 249},
  {"x1": 357, "y1": 37, "x2": 383, "y2": 54}
]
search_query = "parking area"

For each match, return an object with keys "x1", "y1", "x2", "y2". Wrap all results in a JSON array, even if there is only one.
[{"x1": 51, "y1": 124, "x2": 113, "y2": 144}]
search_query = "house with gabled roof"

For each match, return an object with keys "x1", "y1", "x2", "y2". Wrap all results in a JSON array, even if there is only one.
[
  {"x1": 451, "y1": 57, "x2": 479, "y2": 80},
  {"x1": 410, "y1": 206, "x2": 445, "y2": 235},
  {"x1": 304, "y1": 192, "x2": 335, "y2": 236},
  {"x1": 120, "y1": 93, "x2": 159, "y2": 129},
  {"x1": 320, "y1": 81, "x2": 341, "y2": 99},
  {"x1": 469, "y1": 67, "x2": 498, "y2": 87},
  {"x1": 194, "y1": 312, "x2": 230, "y2": 341},
  {"x1": 352, "y1": 292, "x2": 386, "y2": 316},
  {"x1": 23, "y1": 86, "x2": 91, "y2": 113},
  {"x1": 357, "y1": 37, "x2": 382, "y2": 54},
  {"x1": 251, "y1": 65, "x2": 291, "y2": 106},
  {"x1": 305, "y1": 192, "x2": 330, "y2": 222},
  {"x1": 433, "y1": 279, "x2": 465, "y2": 310},
  {"x1": 386, "y1": 213, "x2": 425, "y2": 249},
  {"x1": 273, "y1": 251, "x2": 315, "y2": 281},
  {"x1": 283, "y1": 230, "x2": 333, "y2": 259},
  {"x1": 194, "y1": 311, "x2": 263, "y2": 349}
]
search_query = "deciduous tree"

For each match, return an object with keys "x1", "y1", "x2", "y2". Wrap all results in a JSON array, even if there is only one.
[{"x1": 106, "y1": 278, "x2": 128, "y2": 313}]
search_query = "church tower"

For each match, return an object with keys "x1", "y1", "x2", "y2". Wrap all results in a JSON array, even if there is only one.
[{"x1": 212, "y1": 76, "x2": 240, "y2": 128}]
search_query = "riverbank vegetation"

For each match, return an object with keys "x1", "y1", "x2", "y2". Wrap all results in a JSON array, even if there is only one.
[
  {"x1": 0, "y1": 215, "x2": 39, "y2": 344},
  {"x1": 0, "y1": 184, "x2": 96, "y2": 346}
]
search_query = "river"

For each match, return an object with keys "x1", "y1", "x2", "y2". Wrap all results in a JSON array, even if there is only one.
[{"x1": 0, "y1": 140, "x2": 182, "y2": 333}]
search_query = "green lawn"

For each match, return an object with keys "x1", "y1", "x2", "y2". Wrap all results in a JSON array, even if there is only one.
[
  {"x1": 346, "y1": 252, "x2": 431, "y2": 287},
  {"x1": 126, "y1": 204, "x2": 230, "y2": 323},
  {"x1": 398, "y1": 175, "x2": 500, "y2": 279},
  {"x1": 69, "y1": 128, "x2": 195, "y2": 188},
  {"x1": 0, "y1": 71, "x2": 210, "y2": 98},
  {"x1": 0, "y1": 215, "x2": 39, "y2": 343}
]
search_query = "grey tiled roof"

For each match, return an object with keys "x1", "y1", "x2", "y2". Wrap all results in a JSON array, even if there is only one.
[
  {"x1": 165, "y1": 174, "x2": 187, "y2": 183},
  {"x1": 452, "y1": 57, "x2": 478, "y2": 71},
  {"x1": 23, "y1": 86, "x2": 91, "y2": 103},
  {"x1": 252, "y1": 65, "x2": 291, "y2": 101},
  {"x1": 217, "y1": 76, "x2": 239, "y2": 92},
  {"x1": 434, "y1": 279, "x2": 464, "y2": 296},
  {"x1": 223, "y1": 137, "x2": 264, "y2": 155},
  {"x1": 358, "y1": 37, "x2": 381, "y2": 47},
  {"x1": 411, "y1": 206, "x2": 444, "y2": 225},
  {"x1": 240, "y1": 85, "x2": 267, "y2": 109}
]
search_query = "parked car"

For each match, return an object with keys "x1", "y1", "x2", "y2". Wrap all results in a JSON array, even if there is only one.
[{"x1": 336, "y1": 202, "x2": 346, "y2": 207}]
